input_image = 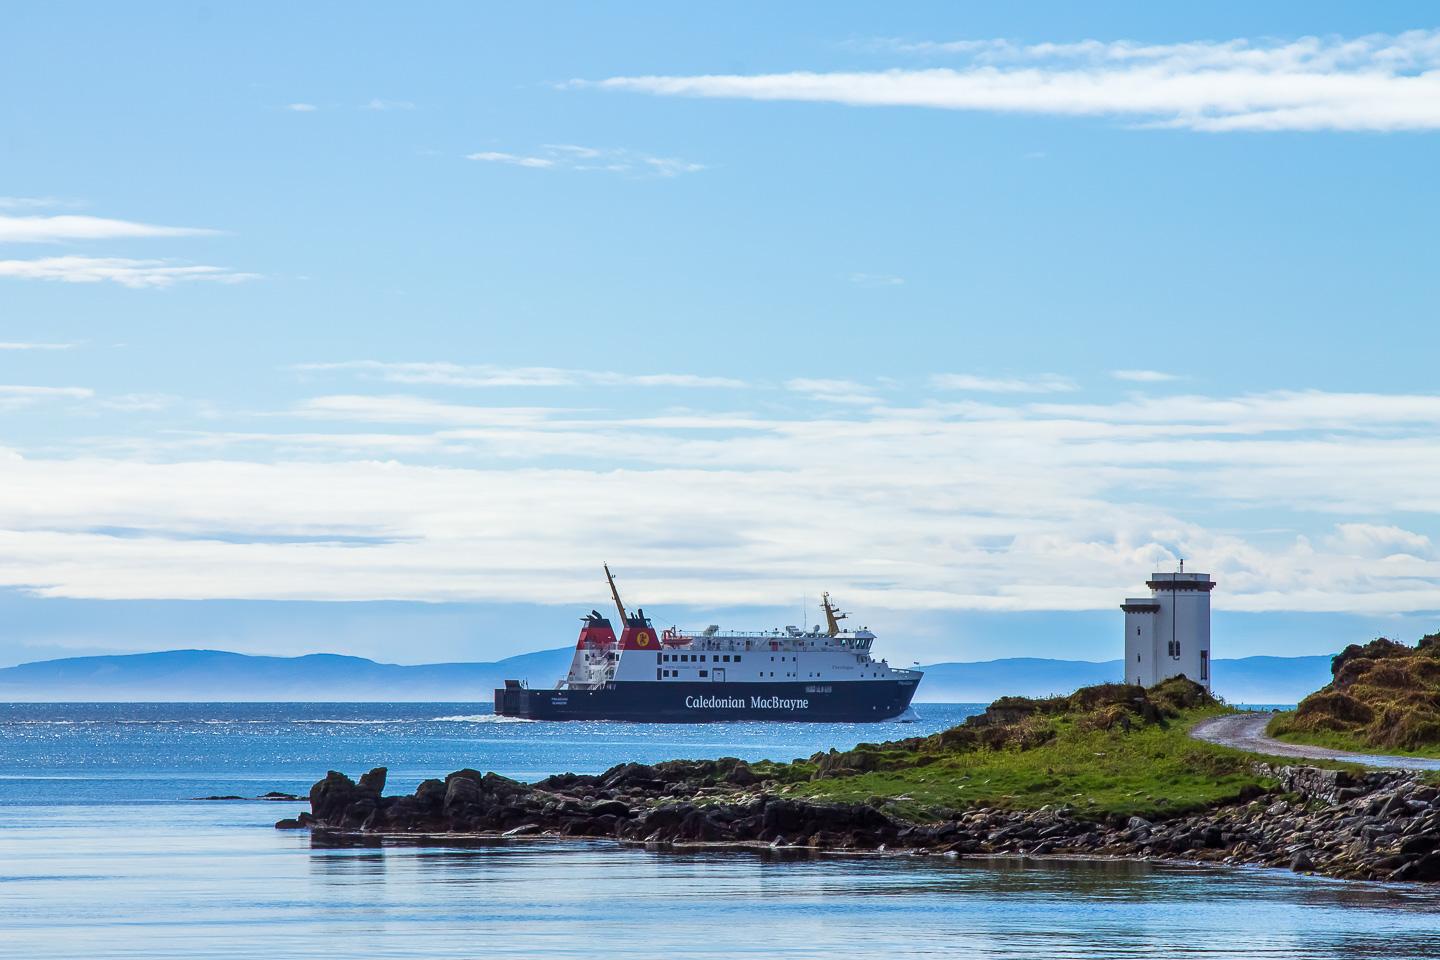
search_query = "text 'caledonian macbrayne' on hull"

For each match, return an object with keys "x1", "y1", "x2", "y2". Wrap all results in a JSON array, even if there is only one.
[{"x1": 494, "y1": 566, "x2": 922, "y2": 722}]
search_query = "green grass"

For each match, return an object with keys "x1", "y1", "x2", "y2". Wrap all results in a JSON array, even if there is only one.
[
  {"x1": 1267, "y1": 711, "x2": 1440, "y2": 760},
  {"x1": 780, "y1": 705, "x2": 1274, "y2": 822}
]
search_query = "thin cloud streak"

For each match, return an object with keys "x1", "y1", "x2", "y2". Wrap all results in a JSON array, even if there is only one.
[
  {"x1": 468, "y1": 144, "x2": 705, "y2": 177},
  {"x1": 296, "y1": 361, "x2": 748, "y2": 389},
  {"x1": 0, "y1": 215, "x2": 218, "y2": 243},
  {"x1": 587, "y1": 30, "x2": 1440, "y2": 132},
  {"x1": 0, "y1": 257, "x2": 259, "y2": 289},
  {"x1": 0, "y1": 385, "x2": 93, "y2": 411},
  {"x1": 933, "y1": 373, "x2": 1077, "y2": 393},
  {"x1": 0, "y1": 197, "x2": 81, "y2": 210}
]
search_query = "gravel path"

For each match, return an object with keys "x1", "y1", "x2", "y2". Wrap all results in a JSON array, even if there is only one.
[{"x1": 1190, "y1": 712, "x2": 1440, "y2": 770}]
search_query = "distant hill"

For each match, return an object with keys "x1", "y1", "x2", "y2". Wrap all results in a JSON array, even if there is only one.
[
  {"x1": 915, "y1": 655, "x2": 1332, "y2": 705},
  {"x1": 0, "y1": 647, "x2": 576, "y2": 702},
  {"x1": 0, "y1": 647, "x2": 1333, "y2": 704}
]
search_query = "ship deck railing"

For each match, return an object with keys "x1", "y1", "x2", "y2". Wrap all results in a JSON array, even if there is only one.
[{"x1": 666, "y1": 628, "x2": 827, "y2": 639}]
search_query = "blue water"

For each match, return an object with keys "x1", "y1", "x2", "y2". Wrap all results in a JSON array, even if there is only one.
[{"x1": 2, "y1": 703, "x2": 1438, "y2": 959}]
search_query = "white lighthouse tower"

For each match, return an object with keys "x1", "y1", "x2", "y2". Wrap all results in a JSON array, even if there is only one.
[{"x1": 1121, "y1": 562, "x2": 1213, "y2": 690}]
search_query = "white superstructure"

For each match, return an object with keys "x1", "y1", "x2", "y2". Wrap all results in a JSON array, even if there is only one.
[
  {"x1": 562, "y1": 588, "x2": 918, "y2": 690},
  {"x1": 1121, "y1": 566, "x2": 1213, "y2": 690}
]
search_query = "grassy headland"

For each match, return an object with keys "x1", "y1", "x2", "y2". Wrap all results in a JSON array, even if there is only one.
[
  {"x1": 755, "y1": 678, "x2": 1273, "y2": 822},
  {"x1": 1269, "y1": 633, "x2": 1440, "y2": 759}
]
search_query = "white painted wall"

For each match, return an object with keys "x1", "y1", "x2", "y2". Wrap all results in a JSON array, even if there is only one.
[{"x1": 1122, "y1": 572, "x2": 1212, "y2": 690}]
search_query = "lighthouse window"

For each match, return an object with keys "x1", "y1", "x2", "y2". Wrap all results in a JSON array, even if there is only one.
[{"x1": 1201, "y1": 650, "x2": 1209, "y2": 680}]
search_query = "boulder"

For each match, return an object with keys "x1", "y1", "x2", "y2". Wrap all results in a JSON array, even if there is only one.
[
  {"x1": 444, "y1": 775, "x2": 481, "y2": 811},
  {"x1": 357, "y1": 767, "x2": 387, "y2": 798},
  {"x1": 309, "y1": 771, "x2": 362, "y2": 822}
]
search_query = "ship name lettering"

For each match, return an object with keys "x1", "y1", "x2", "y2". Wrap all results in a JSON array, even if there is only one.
[
  {"x1": 749, "y1": 696, "x2": 809, "y2": 710},
  {"x1": 682, "y1": 695, "x2": 810, "y2": 710}
]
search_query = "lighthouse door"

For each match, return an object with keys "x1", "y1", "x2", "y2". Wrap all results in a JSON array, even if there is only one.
[{"x1": 712, "y1": 668, "x2": 726, "y2": 683}]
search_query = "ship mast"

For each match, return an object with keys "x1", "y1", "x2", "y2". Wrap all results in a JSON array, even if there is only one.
[
  {"x1": 820, "y1": 592, "x2": 849, "y2": 637},
  {"x1": 603, "y1": 563, "x2": 629, "y2": 625}
]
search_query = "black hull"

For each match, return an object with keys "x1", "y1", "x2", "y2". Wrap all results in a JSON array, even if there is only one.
[{"x1": 493, "y1": 679, "x2": 919, "y2": 722}]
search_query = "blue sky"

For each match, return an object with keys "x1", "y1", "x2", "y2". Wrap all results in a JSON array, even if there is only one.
[{"x1": 2, "y1": 3, "x2": 1439, "y2": 667}]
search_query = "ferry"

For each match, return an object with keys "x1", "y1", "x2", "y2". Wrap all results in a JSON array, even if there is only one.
[{"x1": 493, "y1": 566, "x2": 922, "y2": 722}]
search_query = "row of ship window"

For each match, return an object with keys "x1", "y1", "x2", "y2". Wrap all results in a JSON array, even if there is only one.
[
  {"x1": 663, "y1": 654, "x2": 742, "y2": 663},
  {"x1": 660, "y1": 670, "x2": 797, "y2": 678}
]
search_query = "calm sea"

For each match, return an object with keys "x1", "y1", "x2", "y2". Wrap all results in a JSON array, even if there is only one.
[{"x1": 1, "y1": 703, "x2": 1437, "y2": 959}]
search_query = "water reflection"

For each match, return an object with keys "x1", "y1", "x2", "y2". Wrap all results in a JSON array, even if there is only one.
[{"x1": 289, "y1": 835, "x2": 1440, "y2": 959}]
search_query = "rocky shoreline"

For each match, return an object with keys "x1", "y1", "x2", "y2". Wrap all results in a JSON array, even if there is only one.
[{"x1": 278, "y1": 757, "x2": 1440, "y2": 884}]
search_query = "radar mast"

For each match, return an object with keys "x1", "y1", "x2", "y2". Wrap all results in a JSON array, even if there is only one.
[
  {"x1": 603, "y1": 563, "x2": 629, "y2": 625},
  {"x1": 821, "y1": 592, "x2": 849, "y2": 636}
]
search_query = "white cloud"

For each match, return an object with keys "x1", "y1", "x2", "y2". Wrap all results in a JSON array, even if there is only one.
[
  {"x1": 295, "y1": 361, "x2": 747, "y2": 389},
  {"x1": 642, "y1": 156, "x2": 707, "y2": 177},
  {"x1": 587, "y1": 30, "x2": 1440, "y2": 132},
  {"x1": 0, "y1": 257, "x2": 259, "y2": 289},
  {"x1": 468, "y1": 144, "x2": 705, "y2": 177},
  {"x1": 0, "y1": 342, "x2": 73, "y2": 351},
  {"x1": 294, "y1": 394, "x2": 562, "y2": 426},
  {"x1": 99, "y1": 393, "x2": 177, "y2": 413},
  {"x1": 0, "y1": 197, "x2": 80, "y2": 210},
  {"x1": 785, "y1": 377, "x2": 881, "y2": 405},
  {"x1": 849, "y1": 272, "x2": 905, "y2": 287},
  {"x1": 364, "y1": 98, "x2": 415, "y2": 111},
  {"x1": 466, "y1": 151, "x2": 556, "y2": 169},
  {"x1": 932, "y1": 373, "x2": 1077, "y2": 393},
  {"x1": 1325, "y1": 523, "x2": 1432, "y2": 559},
  {"x1": 1112, "y1": 369, "x2": 1180, "y2": 383},
  {"x1": 286, "y1": 103, "x2": 318, "y2": 112},
  {"x1": 12, "y1": 383, "x2": 1440, "y2": 619},
  {"x1": 0, "y1": 385, "x2": 92, "y2": 411},
  {"x1": 0, "y1": 214, "x2": 218, "y2": 244}
]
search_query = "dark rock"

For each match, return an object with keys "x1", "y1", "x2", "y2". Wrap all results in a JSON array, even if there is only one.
[
  {"x1": 414, "y1": 778, "x2": 447, "y2": 809},
  {"x1": 1381, "y1": 793, "x2": 1410, "y2": 818},
  {"x1": 1290, "y1": 851, "x2": 1316, "y2": 873},
  {"x1": 1400, "y1": 835, "x2": 1439, "y2": 856},
  {"x1": 724, "y1": 762, "x2": 759, "y2": 786},
  {"x1": 274, "y1": 818, "x2": 303, "y2": 829},
  {"x1": 584, "y1": 800, "x2": 636, "y2": 823},
  {"x1": 1414, "y1": 852, "x2": 1440, "y2": 882},
  {"x1": 310, "y1": 771, "x2": 361, "y2": 822},
  {"x1": 357, "y1": 767, "x2": 387, "y2": 798},
  {"x1": 444, "y1": 776, "x2": 481, "y2": 810}
]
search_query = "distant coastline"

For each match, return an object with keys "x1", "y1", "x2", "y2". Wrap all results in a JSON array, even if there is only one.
[{"x1": 0, "y1": 647, "x2": 1332, "y2": 703}]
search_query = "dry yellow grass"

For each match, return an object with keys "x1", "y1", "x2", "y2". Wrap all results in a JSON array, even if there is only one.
[{"x1": 1271, "y1": 634, "x2": 1440, "y2": 751}]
